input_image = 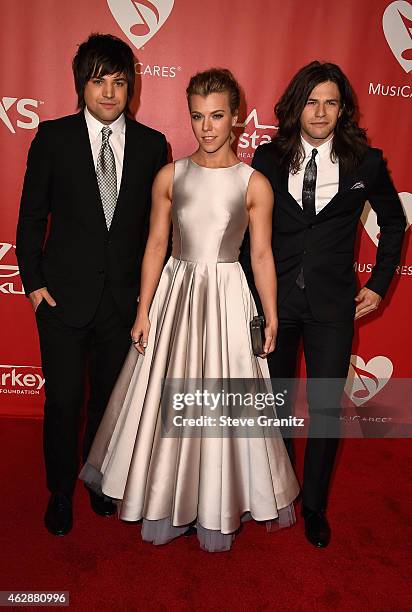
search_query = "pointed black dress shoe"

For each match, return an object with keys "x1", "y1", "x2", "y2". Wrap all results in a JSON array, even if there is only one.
[
  {"x1": 302, "y1": 505, "x2": 331, "y2": 548},
  {"x1": 44, "y1": 493, "x2": 73, "y2": 536},
  {"x1": 88, "y1": 489, "x2": 117, "y2": 517}
]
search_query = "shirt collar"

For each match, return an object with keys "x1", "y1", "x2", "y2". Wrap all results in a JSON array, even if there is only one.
[
  {"x1": 84, "y1": 107, "x2": 126, "y2": 142},
  {"x1": 301, "y1": 135, "x2": 334, "y2": 161}
]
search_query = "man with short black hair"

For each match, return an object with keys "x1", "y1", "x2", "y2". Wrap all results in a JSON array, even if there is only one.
[{"x1": 16, "y1": 33, "x2": 167, "y2": 535}]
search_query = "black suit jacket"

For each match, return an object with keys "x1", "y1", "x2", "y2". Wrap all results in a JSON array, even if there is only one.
[
  {"x1": 16, "y1": 112, "x2": 167, "y2": 327},
  {"x1": 241, "y1": 143, "x2": 406, "y2": 322}
]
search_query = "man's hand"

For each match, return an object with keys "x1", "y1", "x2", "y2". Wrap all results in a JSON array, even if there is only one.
[
  {"x1": 29, "y1": 287, "x2": 57, "y2": 312},
  {"x1": 354, "y1": 287, "x2": 382, "y2": 320}
]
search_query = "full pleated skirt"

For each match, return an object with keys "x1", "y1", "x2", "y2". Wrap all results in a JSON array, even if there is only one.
[{"x1": 80, "y1": 257, "x2": 299, "y2": 550}]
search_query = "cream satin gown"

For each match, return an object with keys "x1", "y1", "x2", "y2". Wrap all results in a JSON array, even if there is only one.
[{"x1": 80, "y1": 157, "x2": 299, "y2": 552}]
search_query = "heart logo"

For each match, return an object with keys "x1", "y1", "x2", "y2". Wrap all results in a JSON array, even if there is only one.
[
  {"x1": 383, "y1": 1, "x2": 412, "y2": 72},
  {"x1": 107, "y1": 0, "x2": 174, "y2": 49},
  {"x1": 361, "y1": 192, "x2": 412, "y2": 246},
  {"x1": 344, "y1": 355, "x2": 393, "y2": 406}
]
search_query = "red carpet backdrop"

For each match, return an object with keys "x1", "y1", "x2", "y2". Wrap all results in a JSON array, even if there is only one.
[{"x1": 0, "y1": 0, "x2": 411, "y2": 417}]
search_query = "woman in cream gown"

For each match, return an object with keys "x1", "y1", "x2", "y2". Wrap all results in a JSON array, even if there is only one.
[{"x1": 80, "y1": 69, "x2": 299, "y2": 552}]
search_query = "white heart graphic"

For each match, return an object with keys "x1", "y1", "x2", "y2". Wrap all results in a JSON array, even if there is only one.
[
  {"x1": 361, "y1": 192, "x2": 412, "y2": 246},
  {"x1": 107, "y1": 0, "x2": 174, "y2": 49},
  {"x1": 344, "y1": 355, "x2": 393, "y2": 406},
  {"x1": 383, "y1": 1, "x2": 412, "y2": 73}
]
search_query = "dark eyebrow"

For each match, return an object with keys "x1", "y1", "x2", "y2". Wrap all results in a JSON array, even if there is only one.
[
  {"x1": 191, "y1": 109, "x2": 226, "y2": 113},
  {"x1": 307, "y1": 97, "x2": 340, "y2": 102},
  {"x1": 91, "y1": 75, "x2": 127, "y2": 81}
]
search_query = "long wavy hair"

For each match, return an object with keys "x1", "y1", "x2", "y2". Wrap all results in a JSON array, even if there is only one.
[{"x1": 273, "y1": 61, "x2": 368, "y2": 173}]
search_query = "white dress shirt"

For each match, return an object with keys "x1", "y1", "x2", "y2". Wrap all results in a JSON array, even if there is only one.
[
  {"x1": 84, "y1": 107, "x2": 125, "y2": 194},
  {"x1": 288, "y1": 136, "x2": 339, "y2": 214}
]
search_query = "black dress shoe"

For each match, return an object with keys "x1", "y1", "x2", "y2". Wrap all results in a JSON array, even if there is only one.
[
  {"x1": 88, "y1": 489, "x2": 117, "y2": 517},
  {"x1": 44, "y1": 493, "x2": 73, "y2": 536},
  {"x1": 302, "y1": 505, "x2": 331, "y2": 548},
  {"x1": 184, "y1": 522, "x2": 197, "y2": 537}
]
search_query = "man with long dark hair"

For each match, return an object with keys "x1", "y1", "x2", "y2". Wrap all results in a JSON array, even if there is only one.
[
  {"x1": 245, "y1": 61, "x2": 405, "y2": 547},
  {"x1": 16, "y1": 34, "x2": 167, "y2": 536}
]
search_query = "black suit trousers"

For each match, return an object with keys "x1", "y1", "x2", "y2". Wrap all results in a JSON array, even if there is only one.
[
  {"x1": 268, "y1": 284, "x2": 354, "y2": 512},
  {"x1": 35, "y1": 284, "x2": 132, "y2": 496}
]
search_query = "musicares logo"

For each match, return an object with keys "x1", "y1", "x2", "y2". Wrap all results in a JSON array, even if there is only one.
[
  {"x1": 344, "y1": 355, "x2": 393, "y2": 406},
  {"x1": 107, "y1": 0, "x2": 174, "y2": 49},
  {"x1": 361, "y1": 192, "x2": 412, "y2": 246},
  {"x1": 383, "y1": 0, "x2": 412, "y2": 72}
]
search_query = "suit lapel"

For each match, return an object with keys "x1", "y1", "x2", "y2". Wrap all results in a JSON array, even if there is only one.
[
  {"x1": 278, "y1": 164, "x2": 289, "y2": 195},
  {"x1": 74, "y1": 113, "x2": 108, "y2": 232},
  {"x1": 338, "y1": 161, "x2": 355, "y2": 193},
  {"x1": 109, "y1": 118, "x2": 147, "y2": 233},
  {"x1": 315, "y1": 162, "x2": 357, "y2": 220},
  {"x1": 277, "y1": 165, "x2": 306, "y2": 219}
]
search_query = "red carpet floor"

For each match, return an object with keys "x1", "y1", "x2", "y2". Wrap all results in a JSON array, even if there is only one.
[{"x1": 0, "y1": 417, "x2": 410, "y2": 611}]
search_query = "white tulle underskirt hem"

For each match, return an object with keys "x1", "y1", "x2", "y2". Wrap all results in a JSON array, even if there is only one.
[
  {"x1": 81, "y1": 463, "x2": 297, "y2": 552},
  {"x1": 140, "y1": 505, "x2": 296, "y2": 553}
]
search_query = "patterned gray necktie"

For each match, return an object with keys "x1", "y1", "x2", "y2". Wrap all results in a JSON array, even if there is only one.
[
  {"x1": 296, "y1": 148, "x2": 318, "y2": 289},
  {"x1": 96, "y1": 126, "x2": 117, "y2": 229},
  {"x1": 302, "y1": 148, "x2": 318, "y2": 215}
]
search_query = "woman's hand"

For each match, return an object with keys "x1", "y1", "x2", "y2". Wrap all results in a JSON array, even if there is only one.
[
  {"x1": 259, "y1": 320, "x2": 278, "y2": 358},
  {"x1": 131, "y1": 314, "x2": 151, "y2": 355}
]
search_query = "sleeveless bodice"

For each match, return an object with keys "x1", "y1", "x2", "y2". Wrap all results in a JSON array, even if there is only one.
[{"x1": 171, "y1": 157, "x2": 254, "y2": 263}]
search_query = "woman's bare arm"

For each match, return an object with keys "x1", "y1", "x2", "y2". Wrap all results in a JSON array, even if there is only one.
[
  {"x1": 132, "y1": 162, "x2": 173, "y2": 352},
  {"x1": 246, "y1": 170, "x2": 277, "y2": 356}
]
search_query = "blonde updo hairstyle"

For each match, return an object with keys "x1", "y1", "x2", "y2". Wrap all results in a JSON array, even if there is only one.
[{"x1": 186, "y1": 68, "x2": 240, "y2": 115}]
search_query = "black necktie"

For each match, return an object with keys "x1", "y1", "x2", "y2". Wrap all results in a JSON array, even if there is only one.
[
  {"x1": 302, "y1": 148, "x2": 318, "y2": 216},
  {"x1": 296, "y1": 148, "x2": 318, "y2": 289}
]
